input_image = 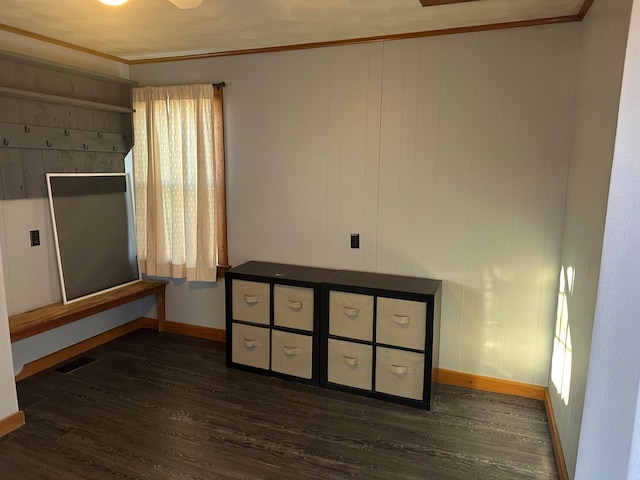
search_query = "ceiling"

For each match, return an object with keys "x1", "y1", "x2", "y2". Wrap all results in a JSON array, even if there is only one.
[{"x1": 0, "y1": 0, "x2": 588, "y2": 63}]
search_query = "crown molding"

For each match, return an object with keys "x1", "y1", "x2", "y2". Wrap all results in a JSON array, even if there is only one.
[{"x1": 1, "y1": 0, "x2": 594, "y2": 66}]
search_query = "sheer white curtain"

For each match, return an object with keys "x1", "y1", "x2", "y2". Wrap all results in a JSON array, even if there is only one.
[{"x1": 132, "y1": 84, "x2": 217, "y2": 282}]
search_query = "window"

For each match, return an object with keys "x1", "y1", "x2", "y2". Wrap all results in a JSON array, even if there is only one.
[{"x1": 131, "y1": 83, "x2": 228, "y2": 282}]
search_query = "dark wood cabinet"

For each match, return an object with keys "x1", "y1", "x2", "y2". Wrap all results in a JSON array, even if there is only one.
[
  {"x1": 321, "y1": 270, "x2": 441, "y2": 409},
  {"x1": 225, "y1": 261, "x2": 441, "y2": 409},
  {"x1": 225, "y1": 261, "x2": 338, "y2": 385}
]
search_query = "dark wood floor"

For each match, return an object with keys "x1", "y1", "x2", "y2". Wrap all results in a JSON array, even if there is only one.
[{"x1": 1, "y1": 330, "x2": 558, "y2": 479}]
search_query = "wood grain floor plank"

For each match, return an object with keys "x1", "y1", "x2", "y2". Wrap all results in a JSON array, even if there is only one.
[{"x1": 3, "y1": 331, "x2": 558, "y2": 479}]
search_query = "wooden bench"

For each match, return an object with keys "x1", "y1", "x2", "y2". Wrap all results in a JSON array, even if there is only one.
[{"x1": 9, "y1": 279, "x2": 167, "y2": 343}]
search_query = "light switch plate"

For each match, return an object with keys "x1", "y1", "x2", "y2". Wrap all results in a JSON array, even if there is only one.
[{"x1": 30, "y1": 229, "x2": 40, "y2": 246}]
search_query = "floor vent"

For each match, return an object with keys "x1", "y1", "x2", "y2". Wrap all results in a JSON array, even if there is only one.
[{"x1": 55, "y1": 356, "x2": 101, "y2": 374}]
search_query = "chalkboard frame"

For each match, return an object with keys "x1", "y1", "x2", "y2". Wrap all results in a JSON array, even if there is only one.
[{"x1": 46, "y1": 172, "x2": 141, "y2": 304}]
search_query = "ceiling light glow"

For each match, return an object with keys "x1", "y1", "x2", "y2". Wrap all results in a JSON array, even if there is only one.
[{"x1": 100, "y1": 0, "x2": 128, "y2": 5}]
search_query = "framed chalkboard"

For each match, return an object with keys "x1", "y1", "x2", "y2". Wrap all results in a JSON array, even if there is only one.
[{"x1": 46, "y1": 173, "x2": 141, "y2": 304}]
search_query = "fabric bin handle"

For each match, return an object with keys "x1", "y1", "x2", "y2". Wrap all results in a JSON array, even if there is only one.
[
  {"x1": 282, "y1": 346, "x2": 301, "y2": 356},
  {"x1": 287, "y1": 299, "x2": 302, "y2": 310},
  {"x1": 343, "y1": 307, "x2": 360, "y2": 317},
  {"x1": 244, "y1": 295, "x2": 258, "y2": 304},
  {"x1": 392, "y1": 314, "x2": 410, "y2": 325},
  {"x1": 341, "y1": 356, "x2": 359, "y2": 367},
  {"x1": 390, "y1": 365, "x2": 409, "y2": 375},
  {"x1": 243, "y1": 339, "x2": 259, "y2": 348}
]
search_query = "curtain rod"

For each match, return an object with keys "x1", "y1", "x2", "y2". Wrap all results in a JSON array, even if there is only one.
[{"x1": 213, "y1": 82, "x2": 226, "y2": 88}]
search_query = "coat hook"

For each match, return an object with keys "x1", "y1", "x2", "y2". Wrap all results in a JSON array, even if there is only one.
[
  {"x1": 64, "y1": 129, "x2": 70, "y2": 136},
  {"x1": 2, "y1": 139, "x2": 8, "y2": 146},
  {"x1": 98, "y1": 132, "x2": 103, "y2": 139},
  {"x1": 112, "y1": 146, "x2": 118, "y2": 152},
  {"x1": 83, "y1": 143, "x2": 89, "y2": 150},
  {"x1": 24, "y1": 126, "x2": 30, "y2": 133},
  {"x1": 46, "y1": 140, "x2": 52, "y2": 147}
]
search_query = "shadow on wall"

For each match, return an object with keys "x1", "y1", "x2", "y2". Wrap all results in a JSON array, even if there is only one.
[{"x1": 551, "y1": 265, "x2": 574, "y2": 406}]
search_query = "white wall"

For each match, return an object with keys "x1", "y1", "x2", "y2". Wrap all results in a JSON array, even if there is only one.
[
  {"x1": 0, "y1": 241, "x2": 19, "y2": 425},
  {"x1": 0, "y1": 195, "x2": 149, "y2": 374},
  {"x1": 131, "y1": 23, "x2": 580, "y2": 385},
  {"x1": 0, "y1": 195, "x2": 149, "y2": 375},
  {"x1": 575, "y1": 1, "x2": 640, "y2": 477},
  {"x1": 548, "y1": 0, "x2": 634, "y2": 477},
  {"x1": 10, "y1": 302, "x2": 143, "y2": 374},
  {"x1": 0, "y1": 199, "x2": 61, "y2": 315}
]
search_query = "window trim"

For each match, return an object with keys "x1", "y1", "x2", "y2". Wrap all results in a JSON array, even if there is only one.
[{"x1": 213, "y1": 84, "x2": 229, "y2": 277}]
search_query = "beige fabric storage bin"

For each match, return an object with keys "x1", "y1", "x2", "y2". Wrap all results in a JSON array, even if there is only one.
[
  {"x1": 327, "y1": 338, "x2": 372, "y2": 390},
  {"x1": 376, "y1": 297, "x2": 427, "y2": 350},
  {"x1": 232, "y1": 280, "x2": 270, "y2": 325},
  {"x1": 329, "y1": 291, "x2": 374, "y2": 341},
  {"x1": 375, "y1": 347, "x2": 425, "y2": 400},
  {"x1": 232, "y1": 323, "x2": 270, "y2": 370},
  {"x1": 273, "y1": 284, "x2": 314, "y2": 332},
  {"x1": 271, "y1": 330, "x2": 313, "y2": 379}
]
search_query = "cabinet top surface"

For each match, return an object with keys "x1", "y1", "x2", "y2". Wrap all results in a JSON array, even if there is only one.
[
  {"x1": 328, "y1": 270, "x2": 441, "y2": 296},
  {"x1": 228, "y1": 262, "x2": 441, "y2": 295},
  {"x1": 227, "y1": 261, "x2": 340, "y2": 283}
]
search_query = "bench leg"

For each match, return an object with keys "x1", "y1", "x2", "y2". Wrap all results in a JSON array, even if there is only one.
[{"x1": 157, "y1": 288, "x2": 166, "y2": 332}]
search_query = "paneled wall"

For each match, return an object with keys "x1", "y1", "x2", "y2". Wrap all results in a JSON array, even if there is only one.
[
  {"x1": 0, "y1": 51, "x2": 135, "y2": 199},
  {"x1": 0, "y1": 39, "x2": 141, "y2": 375},
  {"x1": 131, "y1": 22, "x2": 580, "y2": 386},
  {"x1": 575, "y1": 2, "x2": 640, "y2": 476},
  {"x1": 550, "y1": 0, "x2": 634, "y2": 477},
  {"x1": 0, "y1": 51, "x2": 136, "y2": 315}
]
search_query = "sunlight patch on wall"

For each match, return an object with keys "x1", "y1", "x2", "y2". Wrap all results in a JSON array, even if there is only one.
[
  {"x1": 482, "y1": 265, "x2": 505, "y2": 369},
  {"x1": 551, "y1": 265, "x2": 574, "y2": 406}
]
